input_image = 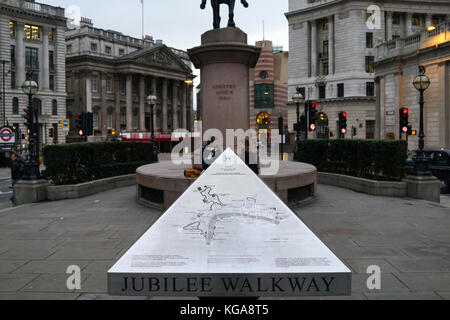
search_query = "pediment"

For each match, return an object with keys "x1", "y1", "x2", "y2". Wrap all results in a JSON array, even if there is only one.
[{"x1": 134, "y1": 47, "x2": 189, "y2": 72}]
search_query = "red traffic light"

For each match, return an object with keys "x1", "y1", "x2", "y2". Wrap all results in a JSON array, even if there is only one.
[
  {"x1": 311, "y1": 102, "x2": 319, "y2": 109},
  {"x1": 343, "y1": 112, "x2": 348, "y2": 118},
  {"x1": 75, "y1": 113, "x2": 80, "y2": 119},
  {"x1": 310, "y1": 123, "x2": 317, "y2": 131},
  {"x1": 402, "y1": 108, "x2": 409, "y2": 115}
]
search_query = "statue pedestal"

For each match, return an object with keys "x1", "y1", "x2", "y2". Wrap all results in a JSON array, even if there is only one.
[{"x1": 188, "y1": 28, "x2": 261, "y2": 138}]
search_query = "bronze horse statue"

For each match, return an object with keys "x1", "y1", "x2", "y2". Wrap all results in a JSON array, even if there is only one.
[{"x1": 201, "y1": 0, "x2": 249, "y2": 29}]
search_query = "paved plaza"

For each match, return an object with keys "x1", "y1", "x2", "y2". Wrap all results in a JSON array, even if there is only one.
[{"x1": 0, "y1": 184, "x2": 449, "y2": 300}]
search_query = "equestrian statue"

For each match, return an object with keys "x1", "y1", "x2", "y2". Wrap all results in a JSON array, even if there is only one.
[{"x1": 200, "y1": 0, "x2": 249, "y2": 29}]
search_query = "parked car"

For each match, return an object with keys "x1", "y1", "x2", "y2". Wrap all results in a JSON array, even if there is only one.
[{"x1": 407, "y1": 149, "x2": 450, "y2": 192}]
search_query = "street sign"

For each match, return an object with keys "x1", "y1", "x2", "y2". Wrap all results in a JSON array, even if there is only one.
[
  {"x1": 0, "y1": 126, "x2": 15, "y2": 146},
  {"x1": 62, "y1": 119, "x2": 70, "y2": 133},
  {"x1": 108, "y1": 149, "x2": 351, "y2": 298}
]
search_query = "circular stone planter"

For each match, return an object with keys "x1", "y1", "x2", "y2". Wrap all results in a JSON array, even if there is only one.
[{"x1": 137, "y1": 161, "x2": 317, "y2": 210}]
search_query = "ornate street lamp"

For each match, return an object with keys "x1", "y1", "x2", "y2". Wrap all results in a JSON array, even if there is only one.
[
  {"x1": 21, "y1": 78, "x2": 40, "y2": 180},
  {"x1": 147, "y1": 94, "x2": 159, "y2": 161},
  {"x1": 292, "y1": 88, "x2": 304, "y2": 142},
  {"x1": 412, "y1": 66, "x2": 431, "y2": 176}
]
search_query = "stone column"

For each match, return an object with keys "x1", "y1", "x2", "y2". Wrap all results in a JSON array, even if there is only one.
[
  {"x1": 114, "y1": 76, "x2": 121, "y2": 131},
  {"x1": 172, "y1": 81, "x2": 179, "y2": 130},
  {"x1": 406, "y1": 13, "x2": 413, "y2": 36},
  {"x1": 151, "y1": 77, "x2": 158, "y2": 130},
  {"x1": 139, "y1": 75, "x2": 146, "y2": 131},
  {"x1": 426, "y1": 14, "x2": 432, "y2": 29},
  {"x1": 181, "y1": 82, "x2": 187, "y2": 129},
  {"x1": 311, "y1": 20, "x2": 318, "y2": 77},
  {"x1": 100, "y1": 73, "x2": 108, "y2": 136},
  {"x1": 42, "y1": 27, "x2": 50, "y2": 91},
  {"x1": 126, "y1": 74, "x2": 133, "y2": 132},
  {"x1": 16, "y1": 22, "x2": 25, "y2": 87},
  {"x1": 328, "y1": 15, "x2": 335, "y2": 75},
  {"x1": 85, "y1": 74, "x2": 92, "y2": 113},
  {"x1": 386, "y1": 12, "x2": 393, "y2": 41},
  {"x1": 162, "y1": 78, "x2": 168, "y2": 132}
]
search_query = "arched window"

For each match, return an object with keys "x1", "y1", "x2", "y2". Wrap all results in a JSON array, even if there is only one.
[
  {"x1": 12, "y1": 97, "x2": 19, "y2": 115},
  {"x1": 52, "y1": 99, "x2": 57, "y2": 115}
]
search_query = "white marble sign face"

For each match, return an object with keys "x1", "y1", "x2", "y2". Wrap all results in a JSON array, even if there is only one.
[{"x1": 108, "y1": 149, "x2": 351, "y2": 297}]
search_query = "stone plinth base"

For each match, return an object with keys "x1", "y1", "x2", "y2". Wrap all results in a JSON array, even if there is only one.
[
  {"x1": 14, "y1": 179, "x2": 49, "y2": 206},
  {"x1": 404, "y1": 175, "x2": 441, "y2": 203},
  {"x1": 136, "y1": 161, "x2": 317, "y2": 210}
]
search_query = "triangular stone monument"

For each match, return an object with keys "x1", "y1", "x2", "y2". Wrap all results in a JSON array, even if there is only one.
[{"x1": 108, "y1": 149, "x2": 351, "y2": 297}]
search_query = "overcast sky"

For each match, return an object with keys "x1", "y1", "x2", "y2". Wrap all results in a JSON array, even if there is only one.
[
  {"x1": 44, "y1": 0, "x2": 289, "y2": 51},
  {"x1": 44, "y1": 0, "x2": 289, "y2": 107}
]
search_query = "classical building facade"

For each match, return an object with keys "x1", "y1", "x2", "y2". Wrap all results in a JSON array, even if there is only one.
[
  {"x1": 286, "y1": 0, "x2": 450, "y2": 140},
  {"x1": 66, "y1": 18, "x2": 195, "y2": 140},
  {"x1": 249, "y1": 40, "x2": 289, "y2": 133},
  {"x1": 375, "y1": 20, "x2": 450, "y2": 150},
  {"x1": 0, "y1": 0, "x2": 67, "y2": 146}
]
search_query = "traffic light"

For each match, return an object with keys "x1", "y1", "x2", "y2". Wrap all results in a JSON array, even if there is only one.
[
  {"x1": 278, "y1": 117, "x2": 284, "y2": 135},
  {"x1": 400, "y1": 107, "x2": 409, "y2": 134},
  {"x1": 23, "y1": 107, "x2": 32, "y2": 126},
  {"x1": 338, "y1": 112, "x2": 348, "y2": 135},
  {"x1": 86, "y1": 112, "x2": 94, "y2": 136},
  {"x1": 75, "y1": 113, "x2": 85, "y2": 136},
  {"x1": 309, "y1": 102, "x2": 319, "y2": 131},
  {"x1": 407, "y1": 124, "x2": 417, "y2": 136},
  {"x1": 352, "y1": 126, "x2": 357, "y2": 137},
  {"x1": 48, "y1": 127, "x2": 54, "y2": 139}
]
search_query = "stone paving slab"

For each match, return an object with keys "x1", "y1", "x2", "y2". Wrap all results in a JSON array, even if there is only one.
[
  {"x1": 20, "y1": 274, "x2": 88, "y2": 293},
  {"x1": 0, "y1": 185, "x2": 448, "y2": 300},
  {"x1": 13, "y1": 260, "x2": 91, "y2": 274},
  {"x1": 365, "y1": 291, "x2": 443, "y2": 300},
  {"x1": 0, "y1": 274, "x2": 39, "y2": 292}
]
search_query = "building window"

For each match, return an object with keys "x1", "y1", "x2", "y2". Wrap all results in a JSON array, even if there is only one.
[
  {"x1": 366, "y1": 82, "x2": 375, "y2": 96},
  {"x1": 392, "y1": 14, "x2": 400, "y2": 25},
  {"x1": 393, "y1": 34, "x2": 401, "y2": 40},
  {"x1": 120, "y1": 113, "x2": 126, "y2": 130},
  {"x1": 93, "y1": 113, "x2": 99, "y2": 129},
  {"x1": 366, "y1": 32, "x2": 373, "y2": 48},
  {"x1": 322, "y1": 62, "x2": 329, "y2": 76},
  {"x1": 106, "y1": 78, "x2": 113, "y2": 93},
  {"x1": 24, "y1": 24, "x2": 41, "y2": 40},
  {"x1": 322, "y1": 18, "x2": 328, "y2": 31},
  {"x1": 120, "y1": 79, "x2": 126, "y2": 94},
  {"x1": 105, "y1": 46, "x2": 112, "y2": 55},
  {"x1": 92, "y1": 77, "x2": 98, "y2": 92},
  {"x1": 323, "y1": 40, "x2": 329, "y2": 55},
  {"x1": 10, "y1": 46, "x2": 15, "y2": 66},
  {"x1": 119, "y1": 48, "x2": 125, "y2": 56},
  {"x1": 106, "y1": 113, "x2": 113, "y2": 129},
  {"x1": 10, "y1": 21, "x2": 15, "y2": 37},
  {"x1": 412, "y1": 15, "x2": 420, "y2": 26},
  {"x1": 67, "y1": 44, "x2": 72, "y2": 53},
  {"x1": 11, "y1": 71, "x2": 16, "y2": 89},
  {"x1": 254, "y1": 84, "x2": 274, "y2": 109},
  {"x1": 49, "y1": 75, "x2": 55, "y2": 91},
  {"x1": 431, "y1": 16, "x2": 439, "y2": 26},
  {"x1": 49, "y1": 51, "x2": 54, "y2": 72},
  {"x1": 296, "y1": 87, "x2": 306, "y2": 99},
  {"x1": 12, "y1": 98, "x2": 19, "y2": 115},
  {"x1": 52, "y1": 100, "x2": 58, "y2": 116},
  {"x1": 49, "y1": 28, "x2": 55, "y2": 42},
  {"x1": 318, "y1": 85, "x2": 326, "y2": 99},
  {"x1": 91, "y1": 43, "x2": 98, "y2": 52},
  {"x1": 337, "y1": 83, "x2": 344, "y2": 98},
  {"x1": 25, "y1": 47, "x2": 39, "y2": 70},
  {"x1": 365, "y1": 56, "x2": 374, "y2": 73}
]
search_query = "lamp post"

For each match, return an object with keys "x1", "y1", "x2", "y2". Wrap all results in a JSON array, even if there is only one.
[
  {"x1": 147, "y1": 94, "x2": 159, "y2": 161},
  {"x1": 412, "y1": 66, "x2": 431, "y2": 176},
  {"x1": 21, "y1": 79, "x2": 40, "y2": 180},
  {"x1": 292, "y1": 88, "x2": 304, "y2": 142},
  {"x1": 185, "y1": 78, "x2": 193, "y2": 131}
]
